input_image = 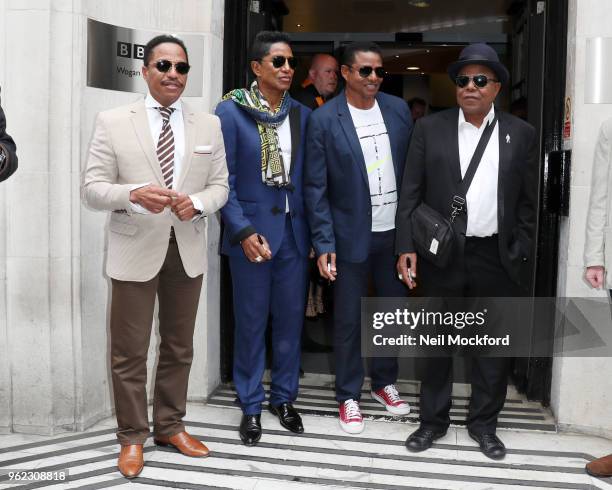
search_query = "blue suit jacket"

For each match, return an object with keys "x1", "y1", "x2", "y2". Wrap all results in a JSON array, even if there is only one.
[
  {"x1": 304, "y1": 91, "x2": 412, "y2": 263},
  {"x1": 216, "y1": 98, "x2": 311, "y2": 258}
]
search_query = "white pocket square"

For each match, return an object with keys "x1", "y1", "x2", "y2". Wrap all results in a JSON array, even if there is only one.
[{"x1": 194, "y1": 145, "x2": 213, "y2": 154}]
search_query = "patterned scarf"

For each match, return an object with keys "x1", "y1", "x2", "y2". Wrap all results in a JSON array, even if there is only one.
[{"x1": 223, "y1": 81, "x2": 291, "y2": 188}]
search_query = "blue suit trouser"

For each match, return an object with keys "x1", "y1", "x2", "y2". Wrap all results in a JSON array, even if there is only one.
[
  {"x1": 333, "y1": 229, "x2": 407, "y2": 402},
  {"x1": 229, "y1": 216, "x2": 308, "y2": 415}
]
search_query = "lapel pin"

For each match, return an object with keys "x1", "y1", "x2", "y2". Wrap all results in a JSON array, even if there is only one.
[{"x1": 506, "y1": 134, "x2": 511, "y2": 144}]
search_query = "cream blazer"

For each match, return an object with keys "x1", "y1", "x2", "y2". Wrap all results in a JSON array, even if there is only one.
[
  {"x1": 584, "y1": 118, "x2": 612, "y2": 288},
  {"x1": 82, "y1": 99, "x2": 229, "y2": 281}
]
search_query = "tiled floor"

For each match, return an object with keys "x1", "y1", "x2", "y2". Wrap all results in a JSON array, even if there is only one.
[{"x1": 0, "y1": 375, "x2": 611, "y2": 489}]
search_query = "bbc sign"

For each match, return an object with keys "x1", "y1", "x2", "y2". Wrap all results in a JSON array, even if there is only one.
[
  {"x1": 117, "y1": 42, "x2": 146, "y2": 60},
  {"x1": 86, "y1": 18, "x2": 204, "y2": 96}
]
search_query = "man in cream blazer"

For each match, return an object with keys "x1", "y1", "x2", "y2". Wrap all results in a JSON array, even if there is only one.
[
  {"x1": 83, "y1": 35, "x2": 228, "y2": 478},
  {"x1": 585, "y1": 118, "x2": 612, "y2": 291}
]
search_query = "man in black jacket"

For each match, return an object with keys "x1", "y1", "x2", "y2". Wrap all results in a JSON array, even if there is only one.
[
  {"x1": 292, "y1": 53, "x2": 338, "y2": 110},
  {"x1": 396, "y1": 43, "x2": 538, "y2": 460},
  {"x1": 0, "y1": 87, "x2": 17, "y2": 182}
]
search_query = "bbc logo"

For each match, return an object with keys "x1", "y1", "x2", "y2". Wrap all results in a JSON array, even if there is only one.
[{"x1": 117, "y1": 42, "x2": 146, "y2": 60}]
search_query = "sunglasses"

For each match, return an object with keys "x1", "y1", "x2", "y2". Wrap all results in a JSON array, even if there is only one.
[
  {"x1": 262, "y1": 55, "x2": 298, "y2": 69},
  {"x1": 349, "y1": 65, "x2": 386, "y2": 79},
  {"x1": 454, "y1": 74, "x2": 498, "y2": 88},
  {"x1": 153, "y1": 59, "x2": 191, "y2": 75}
]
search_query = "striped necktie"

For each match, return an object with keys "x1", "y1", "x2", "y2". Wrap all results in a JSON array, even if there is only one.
[{"x1": 157, "y1": 107, "x2": 175, "y2": 188}]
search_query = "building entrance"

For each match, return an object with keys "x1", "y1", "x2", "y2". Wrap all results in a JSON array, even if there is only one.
[{"x1": 220, "y1": 0, "x2": 569, "y2": 407}]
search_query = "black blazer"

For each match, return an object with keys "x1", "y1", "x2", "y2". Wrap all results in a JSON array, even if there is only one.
[
  {"x1": 395, "y1": 107, "x2": 538, "y2": 291},
  {"x1": 0, "y1": 87, "x2": 17, "y2": 182}
]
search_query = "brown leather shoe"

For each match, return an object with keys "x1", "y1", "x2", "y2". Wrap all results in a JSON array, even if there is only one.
[
  {"x1": 154, "y1": 431, "x2": 210, "y2": 457},
  {"x1": 586, "y1": 453, "x2": 612, "y2": 477},
  {"x1": 117, "y1": 444, "x2": 144, "y2": 478}
]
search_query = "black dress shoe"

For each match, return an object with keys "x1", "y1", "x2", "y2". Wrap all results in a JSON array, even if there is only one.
[
  {"x1": 405, "y1": 427, "x2": 447, "y2": 452},
  {"x1": 268, "y1": 403, "x2": 304, "y2": 434},
  {"x1": 239, "y1": 414, "x2": 262, "y2": 446},
  {"x1": 468, "y1": 431, "x2": 506, "y2": 460}
]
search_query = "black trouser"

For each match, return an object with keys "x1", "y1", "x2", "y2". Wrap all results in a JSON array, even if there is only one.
[
  {"x1": 333, "y1": 229, "x2": 407, "y2": 402},
  {"x1": 418, "y1": 235, "x2": 521, "y2": 435}
]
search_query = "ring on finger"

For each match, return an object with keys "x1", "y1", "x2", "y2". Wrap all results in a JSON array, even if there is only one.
[{"x1": 255, "y1": 256, "x2": 263, "y2": 263}]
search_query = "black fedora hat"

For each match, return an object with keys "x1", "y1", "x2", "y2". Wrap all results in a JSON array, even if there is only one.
[{"x1": 447, "y1": 43, "x2": 509, "y2": 86}]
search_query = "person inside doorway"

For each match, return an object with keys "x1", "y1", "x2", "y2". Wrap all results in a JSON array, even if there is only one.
[{"x1": 292, "y1": 53, "x2": 339, "y2": 110}]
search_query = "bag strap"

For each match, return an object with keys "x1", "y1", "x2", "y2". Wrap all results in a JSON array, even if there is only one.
[
  {"x1": 460, "y1": 112, "x2": 498, "y2": 193},
  {"x1": 450, "y1": 112, "x2": 499, "y2": 222}
]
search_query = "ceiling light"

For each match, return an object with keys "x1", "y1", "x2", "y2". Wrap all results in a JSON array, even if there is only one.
[
  {"x1": 406, "y1": 66, "x2": 420, "y2": 70},
  {"x1": 408, "y1": 0, "x2": 431, "y2": 7},
  {"x1": 296, "y1": 24, "x2": 302, "y2": 27},
  {"x1": 395, "y1": 55, "x2": 400, "y2": 58}
]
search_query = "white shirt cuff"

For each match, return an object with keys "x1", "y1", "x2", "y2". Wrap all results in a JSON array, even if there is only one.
[
  {"x1": 190, "y1": 195, "x2": 205, "y2": 222},
  {"x1": 128, "y1": 183, "x2": 151, "y2": 214}
]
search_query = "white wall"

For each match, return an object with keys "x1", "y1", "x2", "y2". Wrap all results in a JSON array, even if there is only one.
[
  {"x1": 0, "y1": 0, "x2": 225, "y2": 435},
  {"x1": 553, "y1": 0, "x2": 612, "y2": 439}
]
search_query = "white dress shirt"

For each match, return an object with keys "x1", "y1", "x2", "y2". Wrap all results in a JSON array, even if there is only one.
[
  {"x1": 129, "y1": 93, "x2": 203, "y2": 215},
  {"x1": 276, "y1": 116, "x2": 292, "y2": 212},
  {"x1": 458, "y1": 105, "x2": 499, "y2": 237},
  {"x1": 348, "y1": 101, "x2": 397, "y2": 232}
]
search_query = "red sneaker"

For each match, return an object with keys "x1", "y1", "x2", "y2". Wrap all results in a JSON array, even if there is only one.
[
  {"x1": 338, "y1": 399, "x2": 364, "y2": 434},
  {"x1": 371, "y1": 384, "x2": 411, "y2": 415}
]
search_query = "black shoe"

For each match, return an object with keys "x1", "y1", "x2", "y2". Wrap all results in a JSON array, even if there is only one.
[
  {"x1": 468, "y1": 431, "x2": 506, "y2": 460},
  {"x1": 239, "y1": 414, "x2": 262, "y2": 446},
  {"x1": 268, "y1": 403, "x2": 304, "y2": 434},
  {"x1": 405, "y1": 427, "x2": 447, "y2": 452}
]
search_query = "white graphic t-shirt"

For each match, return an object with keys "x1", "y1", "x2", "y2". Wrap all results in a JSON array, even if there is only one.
[{"x1": 348, "y1": 101, "x2": 396, "y2": 232}]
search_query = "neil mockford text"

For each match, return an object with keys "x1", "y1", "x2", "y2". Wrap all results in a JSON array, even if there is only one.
[{"x1": 370, "y1": 308, "x2": 510, "y2": 347}]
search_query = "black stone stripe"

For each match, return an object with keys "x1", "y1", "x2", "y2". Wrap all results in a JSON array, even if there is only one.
[
  {"x1": 206, "y1": 399, "x2": 554, "y2": 428},
  {"x1": 183, "y1": 421, "x2": 592, "y2": 460},
  {"x1": 153, "y1": 435, "x2": 589, "y2": 474},
  {"x1": 127, "y1": 478, "x2": 229, "y2": 489},
  {"x1": 232, "y1": 382, "x2": 527, "y2": 404},
  {"x1": 211, "y1": 388, "x2": 543, "y2": 414},
  {"x1": 208, "y1": 392, "x2": 547, "y2": 419},
  {"x1": 0, "y1": 439, "x2": 118, "y2": 468},
  {"x1": 144, "y1": 461, "x2": 439, "y2": 490},
  {"x1": 0, "y1": 428, "x2": 116, "y2": 454},
  {"x1": 145, "y1": 456, "x2": 593, "y2": 489}
]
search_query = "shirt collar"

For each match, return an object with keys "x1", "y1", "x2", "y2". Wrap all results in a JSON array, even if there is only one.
[
  {"x1": 145, "y1": 93, "x2": 183, "y2": 112},
  {"x1": 458, "y1": 104, "x2": 495, "y2": 128}
]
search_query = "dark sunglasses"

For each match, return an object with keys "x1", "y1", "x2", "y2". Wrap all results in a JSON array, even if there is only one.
[
  {"x1": 454, "y1": 74, "x2": 498, "y2": 88},
  {"x1": 349, "y1": 65, "x2": 386, "y2": 79},
  {"x1": 263, "y1": 55, "x2": 298, "y2": 69},
  {"x1": 153, "y1": 59, "x2": 191, "y2": 75}
]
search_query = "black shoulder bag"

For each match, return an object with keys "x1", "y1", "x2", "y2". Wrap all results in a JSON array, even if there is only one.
[{"x1": 410, "y1": 114, "x2": 498, "y2": 268}]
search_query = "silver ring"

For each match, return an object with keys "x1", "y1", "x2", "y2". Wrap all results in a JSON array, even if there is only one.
[
  {"x1": 255, "y1": 256, "x2": 263, "y2": 263},
  {"x1": 398, "y1": 274, "x2": 403, "y2": 280}
]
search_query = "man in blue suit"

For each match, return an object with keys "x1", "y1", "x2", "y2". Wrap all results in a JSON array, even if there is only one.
[
  {"x1": 304, "y1": 42, "x2": 412, "y2": 434},
  {"x1": 216, "y1": 31, "x2": 310, "y2": 446}
]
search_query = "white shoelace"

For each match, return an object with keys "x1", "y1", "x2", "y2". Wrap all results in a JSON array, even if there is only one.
[
  {"x1": 343, "y1": 399, "x2": 362, "y2": 420},
  {"x1": 384, "y1": 385, "x2": 401, "y2": 402}
]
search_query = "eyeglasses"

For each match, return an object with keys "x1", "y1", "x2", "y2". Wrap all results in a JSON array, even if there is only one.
[
  {"x1": 349, "y1": 65, "x2": 386, "y2": 79},
  {"x1": 152, "y1": 59, "x2": 191, "y2": 75},
  {"x1": 262, "y1": 55, "x2": 298, "y2": 69},
  {"x1": 454, "y1": 74, "x2": 498, "y2": 88}
]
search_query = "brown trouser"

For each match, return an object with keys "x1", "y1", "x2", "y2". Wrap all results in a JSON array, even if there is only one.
[{"x1": 110, "y1": 240, "x2": 203, "y2": 445}]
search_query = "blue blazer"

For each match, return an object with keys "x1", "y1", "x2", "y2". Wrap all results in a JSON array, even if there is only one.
[
  {"x1": 304, "y1": 91, "x2": 412, "y2": 263},
  {"x1": 216, "y1": 98, "x2": 311, "y2": 258}
]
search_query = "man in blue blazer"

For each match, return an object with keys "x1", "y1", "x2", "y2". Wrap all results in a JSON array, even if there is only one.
[
  {"x1": 216, "y1": 31, "x2": 310, "y2": 446},
  {"x1": 304, "y1": 42, "x2": 412, "y2": 434}
]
